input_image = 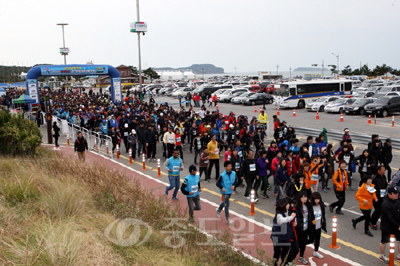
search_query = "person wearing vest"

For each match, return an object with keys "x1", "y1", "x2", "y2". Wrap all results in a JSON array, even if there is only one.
[
  {"x1": 352, "y1": 175, "x2": 378, "y2": 237},
  {"x1": 164, "y1": 149, "x2": 184, "y2": 200},
  {"x1": 216, "y1": 161, "x2": 238, "y2": 224},
  {"x1": 180, "y1": 165, "x2": 201, "y2": 223},
  {"x1": 329, "y1": 160, "x2": 349, "y2": 215},
  {"x1": 271, "y1": 198, "x2": 296, "y2": 266}
]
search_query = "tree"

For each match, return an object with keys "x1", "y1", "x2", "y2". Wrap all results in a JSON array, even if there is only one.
[
  {"x1": 372, "y1": 64, "x2": 392, "y2": 77},
  {"x1": 341, "y1": 65, "x2": 352, "y2": 76},
  {"x1": 128, "y1": 66, "x2": 138, "y2": 75},
  {"x1": 359, "y1": 64, "x2": 372, "y2": 76},
  {"x1": 143, "y1": 67, "x2": 160, "y2": 82},
  {"x1": 329, "y1": 65, "x2": 337, "y2": 75}
]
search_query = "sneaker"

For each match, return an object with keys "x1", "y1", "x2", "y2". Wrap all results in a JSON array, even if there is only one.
[
  {"x1": 147, "y1": 159, "x2": 151, "y2": 162},
  {"x1": 370, "y1": 223, "x2": 378, "y2": 230},
  {"x1": 153, "y1": 158, "x2": 157, "y2": 162},
  {"x1": 227, "y1": 218, "x2": 234, "y2": 224},
  {"x1": 322, "y1": 189, "x2": 328, "y2": 193},
  {"x1": 396, "y1": 255, "x2": 400, "y2": 262},
  {"x1": 172, "y1": 197, "x2": 178, "y2": 201},
  {"x1": 262, "y1": 195, "x2": 269, "y2": 199},
  {"x1": 206, "y1": 179, "x2": 211, "y2": 183},
  {"x1": 267, "y1": 185, "x2": 272, "y2": 190},
  {"x1": 329, "y1": 204, "x2": 334, "y2": 213},
  {"x1": 232, "y1": 191, "x2": 237, "y2": 195},
  {"x1": 254, "y1": 198, "x2": 259, "y2": 203},
  {"x1": 216, "y1": 208, "x2": 220, "y2": 219},
  {"x1": 349, "y1": 186, "x2": 355, "y2": 191},
  {"x1": 165, "y1": 187, "x2": 168, "y2": 195},
  {"x1": 336, "y1": 210, "x2": 344, "y2": 215},
  {"x1": 379, "y1": 255, "x2": 389, "y2": 264},
  {"x1": 352, "y1": 219, "x2": 357, "y2": 229},
  {"x1": 326, "y1": 186, "x2": 331, "y2": 190},
  {"x1": 244, "y1": 196, "x2": 250, "y2": 199},
  {"x1": 313, "y1": 252, "x2": 324, "y2": 258},
  {"x1": 298, "y1": 257, "x2": 308, "y2": 264}
]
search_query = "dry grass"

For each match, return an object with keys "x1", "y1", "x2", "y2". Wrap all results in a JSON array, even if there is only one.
[{"x1": 0, "y1": 148, "x2": 261, "y2": 265}]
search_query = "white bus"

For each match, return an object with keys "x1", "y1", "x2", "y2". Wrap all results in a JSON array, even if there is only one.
[{"x1": 273, "y1": 79, "x2": 353, "y2": 108}]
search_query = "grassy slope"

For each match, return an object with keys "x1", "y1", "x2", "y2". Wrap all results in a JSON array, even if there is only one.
[{"x1": 0, "y1": 148, "x2": 263, "y2": 266}]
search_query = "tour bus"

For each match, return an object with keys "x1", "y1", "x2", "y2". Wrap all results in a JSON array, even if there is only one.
[{"x1": 273, "y1": 79, "x2": 353, "y2": 108}]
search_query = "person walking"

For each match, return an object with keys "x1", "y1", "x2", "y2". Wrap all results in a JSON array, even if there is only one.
[
  {"x1": 207, "y1": 134, "x2": 220, "y2": 180},
  {"x1": 271, "y1": 198, "x2": 296, "y2": 266},
  {"x1": 145, "y1": 124, "x2": 158, "y2": 161},
  {"x1": 378, "y1": 186, "x2": 400, "y2": 264},
  {"x1": 329, "y1": 160, "x2": 349, "y2": 215},
  {"x1": 381, "y1": 139, "x2": 393, "y2": 181},
  {"x1": 180, "y1": 165, "x2": 201, "y2": 222},
  {"x1": 216, "y1": 161, "x2": 238, "y2": 224},
  {"x1": 242, "y1": 150, "x2": 259, "y2": 202},
  {"x1": 370, "y1": 165, "x2": 388, "y2": 230},
  {"x1": 163, "y1": 126, "x2": 176, "y2": 158},
  {"x1": 164, "y1": 149, "x2": 184, "y2": 200},
  {"x1": 310, "y1": 192, "x2": 327, "y2": 259},
  {"x1": 256, "y1": 151, "x2": 269, "y2": 199},
  {"x1": 74, "y1": 132, "x2": 88, "y2": 162},
  {"x1": 352, "y1": 175, "x2": 377, "y2": 237},
  {"x1": 127, "y1": 129, "x2": 137, "y2": 160},
  {"x1": 199, "y1": 147, "x2": 210, "y2": 182},
  {"x1": 274, "y1": 159, "x2": 289, "y2": 202},
  {"x1": 52, "y1": 121, "x2": 60, "y2": 149}
]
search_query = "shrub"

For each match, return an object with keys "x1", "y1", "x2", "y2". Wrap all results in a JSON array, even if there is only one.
[
  {"x1": 0, "y1": 109, "x2": 42, "y2": 156},
  {"x1": 0, "y1": 175, "x2": 40, "y2": 205}
]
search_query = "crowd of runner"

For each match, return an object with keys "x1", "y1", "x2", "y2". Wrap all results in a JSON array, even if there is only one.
[{"x1": 2, "y1": 87, "x2": 399, "y2": 265}]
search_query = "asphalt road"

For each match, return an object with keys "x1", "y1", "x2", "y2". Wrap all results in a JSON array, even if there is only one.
[{"x1": 40, "y1": 95, "x2": 400, "y2": 266}]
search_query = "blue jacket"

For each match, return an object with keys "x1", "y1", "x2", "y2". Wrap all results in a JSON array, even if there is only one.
[
  {"x1": 274, "y1": 166, "x2": 289, "y2": 185},
  {"x1": 182, "y1": 174, "x2": 200, "y2": 197},
  {"x1": 216, "y1": 170, "x2": 237, "y2": 194}
]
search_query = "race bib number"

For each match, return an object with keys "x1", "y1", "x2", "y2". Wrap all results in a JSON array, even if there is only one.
[
  {"x1": 238, "y1": 151, "x2": 242, "y2": 157},
  {"x1": 249, "y1": 164, "x2": 256, "y2": 171},
  {"x1": 204, "y1": 160, "x2": 209, "y2": 164},
  {"x1": 193, "y1": 131, "x2": 196, "y2": 135},
  {"x1": 223, "y1": 135, "x2": 227, "y2": 140},
  {"x1": 235, "y1": 162, "x2": 240, "y2": 169},
  {"x1": 236, "y1": 130, "x2": 239, "y2": 135},
  {"x1": 311, "y1": 174, "x2": 319, "y2": 181},
  {"x1": 215, "y1": 148, "x2": 219, "y2": 154},
  {"x1": 232, "y1": 134, "x2": 235, "y2": 139},
  {"x1": 191, "y1": 185, "x2": 198, "y2": 193},
  {"x1": 168, "y1": 138, "x2": 174, "y2": 143},
  {"x1": 176, "y1": 137, "x2": 181, "y2": 142},
  {"x1": 173, "y1": 166, "x2": 180, "y2": 172},
  {"x1": 124, "y1": 132, "x2": 128, "y2": 136},
  {"x1": 380, "y1": 189, "x2": 386, "y2": 198},
  {"x1": 228, "y1": 155, "x2": 231, "y2": 161}
]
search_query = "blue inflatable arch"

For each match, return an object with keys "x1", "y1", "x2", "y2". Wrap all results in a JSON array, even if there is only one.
[{"x1": 25, "y1": 64, "x2": 122, "y2": 104}]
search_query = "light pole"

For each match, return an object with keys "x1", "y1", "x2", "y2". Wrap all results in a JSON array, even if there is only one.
[
  {"x1": 201, "y1": 69, "x2": 205, "y2": 80},
  {"x1": 57, "y1": 23, "x2": 69, "y2": 88},
  {"x1": 276, "y1": 64, "x2": 279, "y2": 75},
  {"x1": 332, "y1": 53, "x2": 339, "y2": 76},
  {"x1": 289, "y1": 67, "x2": 292, "y2": 79}
]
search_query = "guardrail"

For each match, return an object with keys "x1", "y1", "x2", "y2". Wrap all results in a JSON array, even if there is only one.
[{"x1": 293, "y1": 126, "x2": 400, "y2": 150}]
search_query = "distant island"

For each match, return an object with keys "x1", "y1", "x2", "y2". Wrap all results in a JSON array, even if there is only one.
[
  {"x1": 294, "y1": 67, "x2": 329, "y2": 72},
  {"x1": 153, "y1": 64, "x2": 224, "y2": 74}
]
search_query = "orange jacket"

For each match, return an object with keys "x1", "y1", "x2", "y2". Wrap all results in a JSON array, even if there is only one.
[
  {"x1": 332, "y1": 168, "x2": 349, "y2": 191},
  {"x1": 355, "y1": 183, "x2": 377, "y2": 210},
  {"x1": 304, "y1": 163, "x2": 322, "y2": 188}
]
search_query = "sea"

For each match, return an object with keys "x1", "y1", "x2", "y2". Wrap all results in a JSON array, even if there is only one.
[{"x1": 201, "y1": 70, "x2": 335, "y2": 80}]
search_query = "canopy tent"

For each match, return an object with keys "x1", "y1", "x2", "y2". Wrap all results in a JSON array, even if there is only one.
[
  {"x1": 0, "y1": 83, "x2": 9, "y2": 88},
  {"x1": 12, "y1": 94, "x2": 36, "y2": 104},
  {"x1": 0, "y1": 87, "x2": 5, "y2": 97},
  {"x1": 11, "y1": 82, "x2": 26, "y2": 87}
]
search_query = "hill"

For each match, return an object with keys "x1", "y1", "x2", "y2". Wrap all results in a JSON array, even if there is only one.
[
  {"x1": 293, "y1": 67, "x2": 329, "y2": 72},
  {"x1": 153, "y1": 64, "x2": 224, "y2": 74}
]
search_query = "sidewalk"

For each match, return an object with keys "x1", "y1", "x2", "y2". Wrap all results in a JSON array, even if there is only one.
[{"x1": 48, "y1": 145, "x2": 360, "y2": 266}]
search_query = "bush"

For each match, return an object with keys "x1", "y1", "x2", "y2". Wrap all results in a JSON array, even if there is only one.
[
  {"x1": 0, "y1": 175, "x2": 40, "y2": 205},
  {"x1": 0, "y1": 109, "x2": 42, "y2": 156}
]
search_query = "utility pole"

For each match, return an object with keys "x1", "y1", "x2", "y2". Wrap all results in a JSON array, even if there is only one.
[
  {"x1": 136, "y1": 0, "x2": 143, "y2": 102},
  {"x1": 332, "y1": 53, "x2": 339, "y2": 75},
  {"x1": 276, "y1": 64, "x2": 279, "y2": 75},
  {"x1": 57, "y1": 23, "x2": 69, "y2": 90}
]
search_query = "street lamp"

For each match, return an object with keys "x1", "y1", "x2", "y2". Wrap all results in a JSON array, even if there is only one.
[
  {"x1": 276, "y1": 64, "x2": 279, "y2": 75},
  {"x1": 57, "y1": 23, "x2": 69, "y2": 88},
  {"x1": 332, "y1": 53, "x2": 339, "y2": 75}
]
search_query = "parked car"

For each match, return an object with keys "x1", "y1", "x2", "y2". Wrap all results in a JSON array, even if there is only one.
[
  {"x1": 373, "y1": 92, "x2": 400, "y2": 98},
  {"x1": 324, "y1": 98, "x2": 356, "y2": 113},
  {"x1": 242, "y1": 84, "x2": 262, "y2": 92},
  {"x1": 307, "y1": 96, "x2": 340, "y2": 112},
  {"x1": 350, "y1": 91, "x2": 375, "y2": 98},
  {"x1": 379, "y1": 85, "x2": 400, "y2": 94},
  {"x1": 231, "y1": 92, "x2": 255, "y2": 104},
  {"x1": 364, "y1": 96, "x2": 400, "y2": 117},
  {"x1": 171, "y1": 87, "x2": 193, "y2": 97},
  {"x1": 218, "y1": 88, "x2": 248, "y2": 102},
  {"x1": 343, "y1": 98, "x2": 375, "y2": 115},
  {"x1": 220, "y1": 91, "x2": 247, "y2": 103},
  {"x1": 195, "y1": 86, "x2": 220, "y2": 95},
  {"x1": 242, "y1": 93, "x2": 274, "y2": 105}
]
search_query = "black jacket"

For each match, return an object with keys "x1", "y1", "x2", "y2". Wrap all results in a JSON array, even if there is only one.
[
  {"x1": 74, "y1": 137, "x2": 88, "y2": 152},
  {"x1": 380, "y1": 195, "x2": 400, "y2": 232},
  {"x1": 353, "y1": 154, "x2": 376, "y2": 175},
  {"x1": 242, "y1": 158, "x2": 258, "y2": 177},
  {"x1": 373, "y1": 174, "x2": 388, "y2": 201},
  {"x1": 136, "y1": 125, "x2": 146, "y2": 143},
  {"x1": 295, "y1": 203, "x2": 315, "y2": 238},
  {"x1": 144, "y1": 129, "x2": 157, "y2": 145},
  {"x1": 381, "y1": 143, "x2": 393, "y2": 164}
]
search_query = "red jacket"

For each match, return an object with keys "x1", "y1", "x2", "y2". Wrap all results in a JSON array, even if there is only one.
[
  {"x1": 285, "y1": 157, "x2": 297, "y2": 176},
  {"x1": 271, "y1": 157, "x2": 281, "y2": 176}
]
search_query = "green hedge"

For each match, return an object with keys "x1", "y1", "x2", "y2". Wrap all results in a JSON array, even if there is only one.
[{"x1": 0, "y1": 110, "x2": 42, "y2": 156}]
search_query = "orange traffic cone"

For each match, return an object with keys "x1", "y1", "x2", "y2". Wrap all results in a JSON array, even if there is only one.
[
  {"x1": 316, "y1": 111, "x2": 320, "y2": 120},
  {"x1": 259, "y1": 107, "x2": 262, "y2": 114},
  {"x1": 392, "y1": 116, "x2": 395, "y2": 127},
  {"x1": 254, "y1": 106, "x2": 257, "y2": 112},
  {"x1": 276, "y1": 108, "x2": 280, "y2": 116},
  {"x1": 292, "y1": 109, "x2": 296, "y2": 117},
  {"x1": 339, "y1": 113, "x2": 344, "y2": 122},
  {"x1": 216, "y1": 103, "x2": 219, "y2": 109},
  {"x1": 368, "y1": 115, "x2": 371, "y2": 124}
]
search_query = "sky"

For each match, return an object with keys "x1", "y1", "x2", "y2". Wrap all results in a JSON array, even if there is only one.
[{"x1": 1, "y1": 0, "x2": 399, "y2": 73}]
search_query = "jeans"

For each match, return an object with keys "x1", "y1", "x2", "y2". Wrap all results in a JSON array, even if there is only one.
[
  {"x1": 194, "y1": 150, "x2": 201, "y2": 164},
  {"x1": 166, "y1": 175, "x2": 180, "y2": 198},
  {"x1": 208, "y1": 159, "x2": 220, "y2": 180},
  {"x1": 218, "y1": 194, "x2": 231, "y2": 219},
  {"x1": 274, "y1": 185, "x2": 284, "y2": 201},
  {"x1": 355, "y1": 209, "x2": 372, "y2": 232},
  {"x1": 187, "y1": 194, "x2": 201, "y2": 220},
  {"x1": 137, "y1": 142, "x2": 145, "y2": 156}
]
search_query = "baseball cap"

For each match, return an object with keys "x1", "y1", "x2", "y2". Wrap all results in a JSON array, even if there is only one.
[
  {"x1": 386, "y1": 138, "x2": 392, "y2": 143},
  {"x1": 388, "y1": 186, "x2": 399, "y2": 194}
]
